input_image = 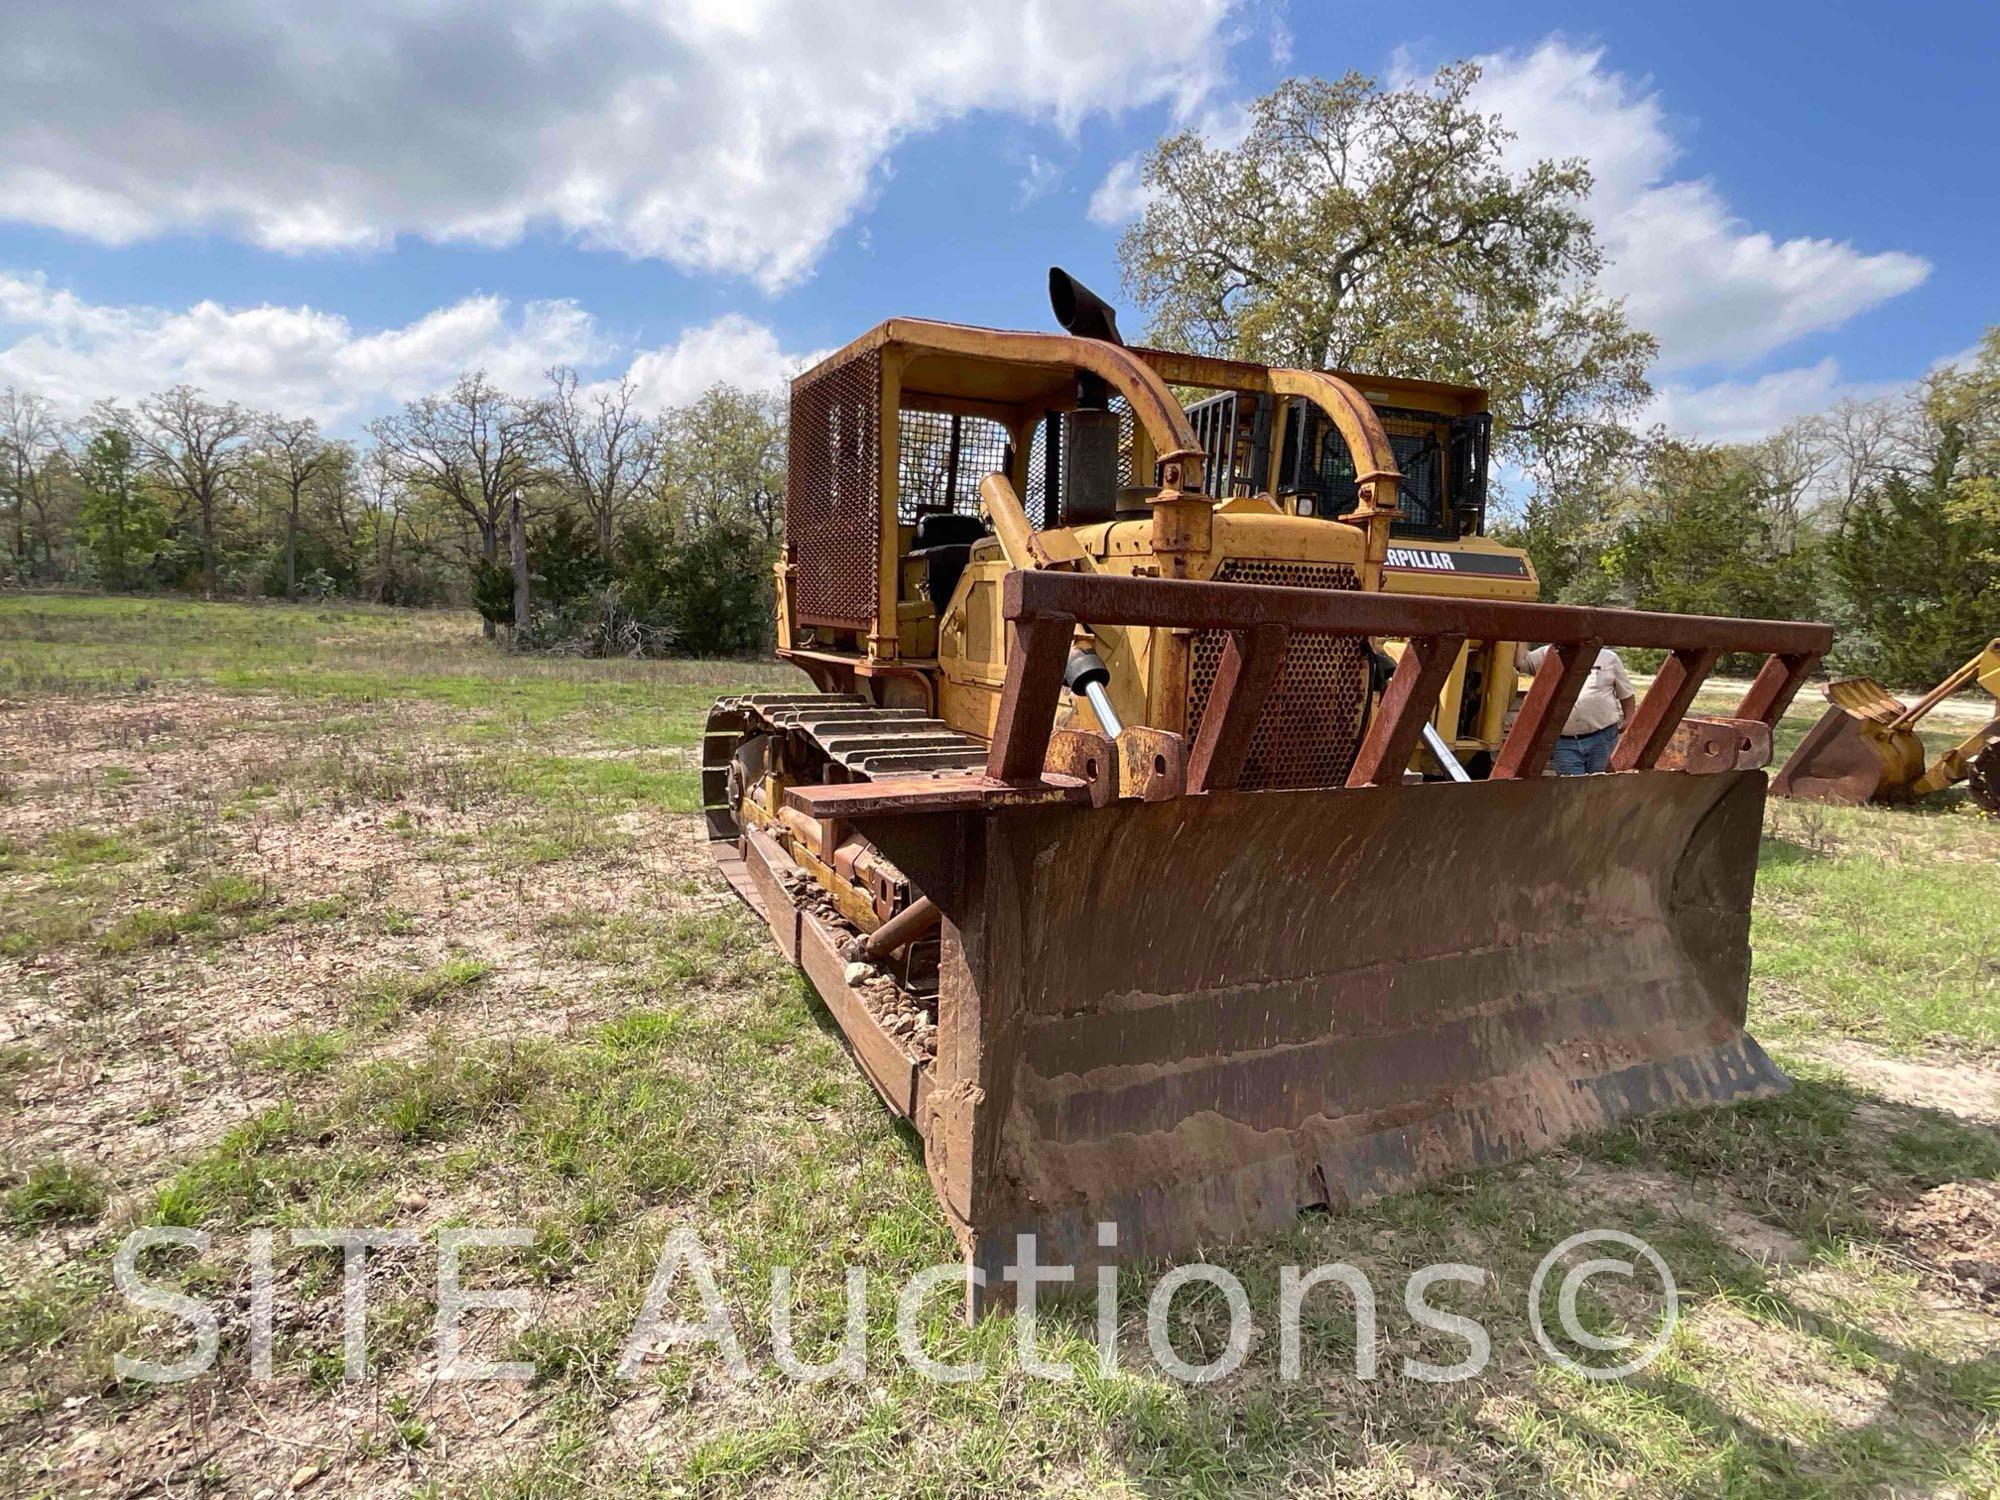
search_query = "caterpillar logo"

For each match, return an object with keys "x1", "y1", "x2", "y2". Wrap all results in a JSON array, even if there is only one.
[
  {"x1": 1385, "y1": 546, "x2": 1532, "y2": 579},
  {"x1": 1386, "y1": 547, "x2": 1457, "y2": 571}
]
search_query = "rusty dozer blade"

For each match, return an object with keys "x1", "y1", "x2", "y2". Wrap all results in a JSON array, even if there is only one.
[
  {"x1": 725, "y1": 571, "x2": 1834, "y2": 1306},
  {"x1": 1773, "y1": 677, "x2": 1928, "y2": 805},
  {"x1": 850, "y1": 766, "x2": 1780, "y2": 1286}
]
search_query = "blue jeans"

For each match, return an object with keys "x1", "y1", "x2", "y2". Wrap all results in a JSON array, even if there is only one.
[{"x1": 1551, "y1": 723, "x2": 1620, "y2": 775}]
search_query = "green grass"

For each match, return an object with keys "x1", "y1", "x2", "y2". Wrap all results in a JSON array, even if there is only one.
[
  {"x1": 0, "y1": 593, "x2": 798, "y2": 729},
  {"x1": 147, "y1": 1103, "x2": 392, "y2": 1230},
  {"x1": 0, "y1": 895, "x2": 96, "y2": 956},
  {"x1": 3, "y1": 1157, "x2": 109, "y2": 1230},
  {"x1": 0, "y1": 828, "x2": 139, "y2": 877},
  {"x1": 348, "y1": 955, "x2": 493, "y2": 1029},
  {"x1": 234, "y1": 1027, "x2": 350, "y2": 1076},
  {"x1": 0, "y1": 824, "x2": 151, "y2": 957},
  {"x1": 95, "y1": 873, "x2": 267, "y2": 954},
  {"x1": 1753, "y1": 799, "x2": 2000, "y2": 1054}
]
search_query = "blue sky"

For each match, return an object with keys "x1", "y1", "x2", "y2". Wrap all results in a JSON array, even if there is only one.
[{"x1": 0, "y1": 1, "x2": 1990, "y2": 452}]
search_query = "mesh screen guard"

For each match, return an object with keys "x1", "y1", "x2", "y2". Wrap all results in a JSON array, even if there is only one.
[
  {"x1": 787, "y1": 349, "x2": 883, "y2": 627},
  {"x1": 1186, "y1": 559, "x2": 1369, "y2": 790}
]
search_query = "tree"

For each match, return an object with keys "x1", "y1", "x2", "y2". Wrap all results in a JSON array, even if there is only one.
[
  {"x1": 1813, "y1": 396, "x2": 1905, "y2": 526},
  {"x1": 1826, "y1": 333, "x2": 2000, "y2": 684},
  {"x1": 1924, "y1": 328, "x2": 2000, "y2": 555},
  {"x1": 661, "y1": 384, "x2": 786, "y2": 540},
  {"x1": 1116, "y1": 63, "x2": 1655, "y2": 503},
  {"x1": 1830, "y1": 473, "x2": 1995, "y2": 685},
  {"x1": 258, "y1": 416, "x2": 338, "y2": 600},
  {"x1": 371, "y1": 373, "x2": 540, "y2": 637},
  {"x1": 1742, "y1": 419, "x2": 1834, "y2": 556},
  {"x1": 1596, "y1": 437, "x2": 1819, "y2": 632},
  {"x1": 356, "y1": 447, "x2": 408, "y2": 603},
  {"x1": 75, "y1": 423, "x2": 165, "y2": 590},
  {"x1": 129, "y1": 386, "x2": 255, "y2": 588},
  {"x1": 0, "y1": 386, "x2": 65, "y2": 578},
  {"x1": 537, "y1": 367, "x2": 661, "y2": 554},
  {"x1": 618, "y1": 519, "x2": 772, "y2": 656}
]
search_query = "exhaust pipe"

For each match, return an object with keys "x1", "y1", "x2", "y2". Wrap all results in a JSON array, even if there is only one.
[
  {"x1": 1048, "y1": 267, "x2": 1124, "y2": 346},
  {"x1": 1047, "y1": 268, "x2": 1125, "y2": 523}
]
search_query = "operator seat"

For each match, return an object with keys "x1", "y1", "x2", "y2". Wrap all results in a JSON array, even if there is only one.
[{"x1": 907, "y1": 511, "x2": 989, "y2": 609}]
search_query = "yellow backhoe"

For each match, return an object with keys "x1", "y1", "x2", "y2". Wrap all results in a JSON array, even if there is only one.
[
  {"x1": 1774, "y1": 639, "x2": 2000, "y2": 809},
  {"x1": 703, "y1": 271, "x2": 1833, "y2": 1306}
]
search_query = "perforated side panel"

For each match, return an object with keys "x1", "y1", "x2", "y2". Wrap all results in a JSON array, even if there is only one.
[
  {"x1": 1187, "y1": 559, "x2": 1368, "y2": 790},
  {"x1": 788, "y1": 349, "x2": 881, "y2": 627}
]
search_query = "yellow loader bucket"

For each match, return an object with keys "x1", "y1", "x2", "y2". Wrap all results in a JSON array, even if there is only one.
[
  {"x1": 1772, "y1": 677, "x2": 1927, "y2": 805},
  {"x1": 1775, "y1": 643, "x2": 2000, "y2": 808}
]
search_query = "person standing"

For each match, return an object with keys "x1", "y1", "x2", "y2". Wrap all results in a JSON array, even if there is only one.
[{"x1": 1513, "y1": 642, "x2": 1638, "y2": 774}]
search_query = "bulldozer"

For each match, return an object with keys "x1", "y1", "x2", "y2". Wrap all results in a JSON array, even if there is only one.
[
  {"x1": 703, "y1": 270, "x2": 1834, "y2": 1304},
  {"x1": 1773, "y1": 638, "x2": 2000, "y2": 809}
]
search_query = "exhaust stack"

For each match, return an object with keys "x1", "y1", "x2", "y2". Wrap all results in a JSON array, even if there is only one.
[
  {"x1": 1047, "y1": 268, "x2": 1126, "y2": 522},
  {"x1": 1048, "y1": 267, "x2": 1124, "y2": 346}
]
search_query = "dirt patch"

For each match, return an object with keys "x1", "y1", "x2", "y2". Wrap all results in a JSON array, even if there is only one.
[
  {"x1": 1894, "y1": 1182, "x2": 2000, "y2": 1305},
  {"x1": 1811, "y1": 1040, "x2": 2000, "y2": 1124},
  {"x1": 1563, "y1": 1159, "x2": 1809, "y2": 1265},
  {"x1": 1682, "y1": 1298, "x2": 1893, "y2": 1432},
  {"x1": 0, "y1": 686, "x2": 724, "y2": 1194}
]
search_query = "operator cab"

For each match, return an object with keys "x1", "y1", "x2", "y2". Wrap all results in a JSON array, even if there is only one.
[
  {"x1": 1172, "y1": 364, "x2": 1536, "y2": 773},
  {"x1": 1183, "y1": 377, "x2": 1491, "y2": 539}
]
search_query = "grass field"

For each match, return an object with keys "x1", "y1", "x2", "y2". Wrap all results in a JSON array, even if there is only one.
[{"x1": 2, "y1": 594, "x2": 1997, "y2": 1498}]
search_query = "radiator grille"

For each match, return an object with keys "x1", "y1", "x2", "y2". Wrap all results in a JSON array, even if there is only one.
[
  {"x1": 1188, "y1": 559, "x2": 1367, "y2": 790},
  {"x1": 788, "y1": 349, "x2": 881, "y2": 627}
]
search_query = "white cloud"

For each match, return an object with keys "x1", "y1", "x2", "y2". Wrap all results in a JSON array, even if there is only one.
[
  {"x1": 1465, "y1": 40, "x2": 1929, "y2": 370},
  {"x1": 0, "y1": 271, "x2": 813, "y2": 427},
  {"x1": 1087, "y1": 37, "x2": 1928, "y2": 373},
  {"x1": 1016, "y1": 155, "x2": 1062, "y2": 209},
  {"x1": 1931, "y1": 341, "x2": 1987, "y2": 375},
  {"x1": 623, "y1": 314, "x2": 826, "y2": 409},
  {"x1": 1088, "y1": 158, "x2": 1152, "y2": 227},
  {"x1": 1642, "y1": 359, "x2": 1903, "y2": 444},
  {"x1": 0, "y1": 0, "x2": 1241, "y2": 293},
  {"x1": 1088, "y1": 97, "x2": 1249, "y2": 227}
]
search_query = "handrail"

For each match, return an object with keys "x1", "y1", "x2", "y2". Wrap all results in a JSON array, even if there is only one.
[
  {"x1": 1266, "y1": 368, "x2": 1402, "y2": 505},
  {"x1": 1126, "y1": 345, "x2": 1405, "y2": 521}
]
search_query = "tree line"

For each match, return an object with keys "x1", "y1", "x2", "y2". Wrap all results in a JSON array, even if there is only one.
[
  {"x1": 0, "y1": 370, "x2": 785, "y2": 656},
  {"x1": 1505, "y1": 330, "x2": 2000, "y2": 686},
  {"x1": 4, "y1": 336, "x2": 1994, "y2": 685}
]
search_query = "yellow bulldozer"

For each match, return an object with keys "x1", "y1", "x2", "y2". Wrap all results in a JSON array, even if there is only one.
[
  {"x1": 703, "y1": 271, "x2": 1833, "y2": 1303},
  {"x1": 1773, "y1": 639, "x2": 2000, "y2": 809}
]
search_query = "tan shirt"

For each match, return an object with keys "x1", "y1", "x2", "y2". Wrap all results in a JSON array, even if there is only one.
[{"x1": 1523, "y1": 646, "x2": 1635, "y2": 736}]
